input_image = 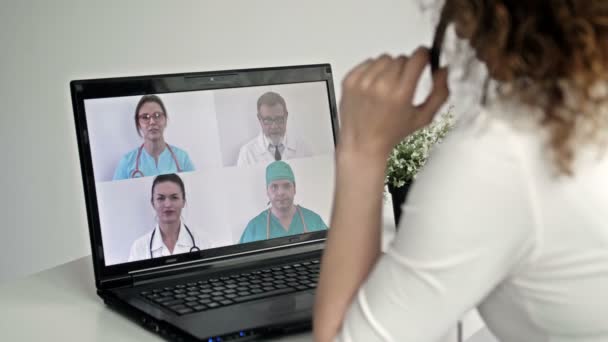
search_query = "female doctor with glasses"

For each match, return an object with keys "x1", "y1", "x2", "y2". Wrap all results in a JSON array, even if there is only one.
[
  {"x1": 128, "y1": 174, "x2": 208, "y2": 262},
  {"x1": 113, "y1": 95, "x2": 195, "y2": 180}
]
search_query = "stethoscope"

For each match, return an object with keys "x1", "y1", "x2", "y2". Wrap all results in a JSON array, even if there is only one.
[
  {"x1": 266, "y1": 205, "x2": 308, "y2": 239},
  {"x1": 149, "y1": 224, "x2": 199, "y2": 258},
  {"x1": 131, "y1": 143, "x2": 182, "y2": 178}
]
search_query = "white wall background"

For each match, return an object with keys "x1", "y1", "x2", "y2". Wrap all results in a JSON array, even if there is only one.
[
  {"x1": 85, "y1": 91, "x2": 222, "y2": 182},
  {"x1": 0, "y1": 0, "x2": 434, "y2": 283},
  {"x1": 215, "y1": 82, "x2": 335, "y2": 166}
]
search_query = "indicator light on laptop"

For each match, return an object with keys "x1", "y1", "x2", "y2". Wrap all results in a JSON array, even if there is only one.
[
  {"x1": 208, "y1": 338, "x2": 213, "y2": 342},
  {"x1": 239, "y1": 331, "x2": 245, "y2": 337}
]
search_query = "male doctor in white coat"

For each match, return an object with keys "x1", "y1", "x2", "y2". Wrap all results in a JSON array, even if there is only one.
[{"x1": 237, "y1": 91, "x2": 312, "y2": 166}]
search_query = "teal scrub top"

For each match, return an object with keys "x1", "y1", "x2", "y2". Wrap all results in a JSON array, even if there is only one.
[
  {"x1": 112, "y1": 144, "x2": 195, "y2": 180},
  {"x1": 239, "y1": 206, "x2": 328, "y2": 244}
]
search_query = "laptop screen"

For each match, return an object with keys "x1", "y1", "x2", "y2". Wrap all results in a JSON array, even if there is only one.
[{"x1": 75, "y1": 67, "x2": 337, "y2": 267}]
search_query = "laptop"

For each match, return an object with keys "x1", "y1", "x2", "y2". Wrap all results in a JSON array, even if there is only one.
[{"x1": 70, "y1": 64, "x2": 339, "y2": 341}]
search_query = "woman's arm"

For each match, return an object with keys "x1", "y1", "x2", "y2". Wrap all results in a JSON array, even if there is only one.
[{"x1": 313, "y1": 48, "x2": 449, "y2": 342}]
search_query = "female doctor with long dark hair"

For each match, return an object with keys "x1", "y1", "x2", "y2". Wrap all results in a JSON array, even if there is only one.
[
  {"x1": 128, "y1": 173, "x2": 208, "y2": 262},
  {"x1": 113, "y1": 95, "x2": 195, "y2": 180}
]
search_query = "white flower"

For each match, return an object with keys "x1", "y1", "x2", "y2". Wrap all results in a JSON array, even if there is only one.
[{"x1": 385, "y1": 108, "x2": 455, "y2": 188}]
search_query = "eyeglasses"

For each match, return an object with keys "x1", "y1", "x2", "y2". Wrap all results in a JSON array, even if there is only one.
[
  {"x1": 259, "y1": 116, "x2": 286, "y2": 125},
  {"x1": 139, "y1": 112, "x2": 165, "y2": 123}
]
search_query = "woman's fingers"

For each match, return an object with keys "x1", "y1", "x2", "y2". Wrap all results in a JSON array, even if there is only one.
[
  {"x1": 343, "y1": 58, "x2": 374, "y2": 89},
  {"x1": 398, "y1": 47, "x2": 431, "y2": 102},
  {"x1": 414, "y1": 66, "x2": 450, "y2": 129}
]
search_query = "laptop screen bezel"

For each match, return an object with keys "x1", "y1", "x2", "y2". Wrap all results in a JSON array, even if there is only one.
[{"x1": 70, "y1": 64, "x2": 339, "y2": 286}]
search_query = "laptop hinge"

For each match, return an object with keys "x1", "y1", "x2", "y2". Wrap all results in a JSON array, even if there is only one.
[
  {"x1": 99, "y1": 274, "x2": 134, "y2": 289},
  {"x1": 129, "y1": 240, "x2": 325, "y2": 286}
]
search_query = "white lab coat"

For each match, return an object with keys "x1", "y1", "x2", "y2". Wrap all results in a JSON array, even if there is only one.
[
  {"x1": 236, "y1": 133, "x2": 313, "y2": 166},
  {"x1": 128, "y1": 223, "x2": 210, "y2": 262}
]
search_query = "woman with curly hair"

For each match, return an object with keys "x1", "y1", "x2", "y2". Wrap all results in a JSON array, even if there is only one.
[{"x1": 314, "y1": 1, "x2": 608, "y2": 341}]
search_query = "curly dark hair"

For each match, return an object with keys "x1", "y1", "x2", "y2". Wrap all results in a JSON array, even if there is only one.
[{"x1": 435, "y1": 0, "x2": 608, "y2": 174}]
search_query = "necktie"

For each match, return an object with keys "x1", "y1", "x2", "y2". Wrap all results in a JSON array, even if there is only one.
[{"x1": 274, "y1": 145, "x2": 282, "y2": 161}]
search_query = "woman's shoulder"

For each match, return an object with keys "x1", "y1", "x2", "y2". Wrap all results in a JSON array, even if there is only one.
[
  {"x1": 120, "y1": 146, "x2": 142, "y2": 162},
  {"x1": 132, "y1": 230, "x2": 153, "y2": 247},
  {"x1": 167, "y1": 144, "x2": 190, "y2": 156}
]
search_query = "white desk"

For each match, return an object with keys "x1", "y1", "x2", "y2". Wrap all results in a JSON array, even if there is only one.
[
  {"x1": 0, "y1": 256, "x2": 315, "y2": 341},
  {"x1": 0, "y1": 216, "x2": 483, "y2": 341}
]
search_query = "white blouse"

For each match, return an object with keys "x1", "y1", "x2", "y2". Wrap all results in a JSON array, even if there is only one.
[{"x1": 337, "y1": 100, "x2": 608, "y2": 341}]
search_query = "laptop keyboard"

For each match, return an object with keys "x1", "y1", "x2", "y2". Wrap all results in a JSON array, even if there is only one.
[{"x1": 140, "y1": 259, "x2": 321, "y2": 316}]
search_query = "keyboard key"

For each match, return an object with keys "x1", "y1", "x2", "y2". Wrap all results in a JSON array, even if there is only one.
[
  {"x1": 211, "y1": 296, "x2": 225, "y2": 302},
  {"x1": 295, "y1": 285, "x2": 309, "y2": 291},
  {"x1": 262, "y1": 286, "x2": 276, "y2": 291},
  {"x1": 174, "y1": 289, "x2": 186, "y2": 294},
  {"x1": 220, "y1": 299, "x2": 234, "y2": 305},
  {"x1": 170, "y1": 304, "x2": 187, "y2": 311},
  {"x1": 162, "y1": 299, "x2": 185, "y2": 307},
  {"x1": 275, "y1": 284, "x2": 288, "y2": 289},
  {"x1": 226, "y1": 284, "x2": 238, "y2": 289},
  {"x1": 199, "y1": 299, "x2": 212, "y2": 304},
  {"x1": 251, "y1": 289, "x2": 263, "y2": 294},
  {"x1": 175, "y1": 308, "x2": 193, "y2": 315},
  {"x1": 193, "y1": 304, "x2": 207, "y2": 311},
  {"x1": 225, "y1": 293, "x2": 237, "y2": 299},
  {"x1": 237, "y1": 291, "x2": 251, "y2": 296},
  {"x1": 175, "y1": 294, "x2": 187, "y2": 299},
  {"x1": 212, "y1": 286, "x2": 226, "y2": 291},
  {"x1": 187, "y1": 291, "x2": 200, "y2": 296},
  {"x1": 184, "y1": 296, "x2": 198, "y2": 302},
  {"x1": 207, "y1": 302, "x2": 220, "y2": 308},
  {"x1": 234, "y1": 288, "x2": 295, "y2": 303},
  {"x1": 187, "y1": 282, "x2": 197, "y2": 287},
  {"x1": 140, "y1": 291, "x2": 151, "y2": 296},
  {"x1": 154, "y1": 297, "x2": 174, "y2": 303},
  {"x1": 186, "y1": 301, "x2": 199, "y2": 308},
  {"x1": 198, "y1": 294, "x2": 211, "y2": 299},
  {"x1": 211, "y1": 291, "x2": 223, "y2": 296},
  {"x1": 176, "y1": 284, "x2": 186, "y2": 289}
]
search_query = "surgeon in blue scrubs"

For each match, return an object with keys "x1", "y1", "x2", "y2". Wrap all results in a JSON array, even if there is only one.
[
  {"x1": 113, "y1": 95, "x2": 195, "y2": 180},
  {"x1": 239, "y1": 161, "x2": 328, "y2": 243}
]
